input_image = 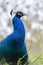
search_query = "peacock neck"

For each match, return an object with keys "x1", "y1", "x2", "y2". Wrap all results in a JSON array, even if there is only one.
[{"x1": 12, "y1": 16, "x2": 25, "y2": 36}]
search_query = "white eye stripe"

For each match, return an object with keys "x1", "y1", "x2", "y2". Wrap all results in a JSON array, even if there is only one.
[{"x1": 18, "y1": 13, "x2": 22, "y2": 16}]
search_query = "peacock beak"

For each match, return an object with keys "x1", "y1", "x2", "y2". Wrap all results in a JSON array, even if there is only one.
[{"x1": 23, "y1": 13, "x2": 27, "y2": 16}]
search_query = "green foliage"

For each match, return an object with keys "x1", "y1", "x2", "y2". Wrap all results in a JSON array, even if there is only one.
[
  {"x1": 1, "y1": 53, "x2": 43, "y2": 65},
  {"x1": 29, "y1": 53, "x2": 43, "y2": 65}
]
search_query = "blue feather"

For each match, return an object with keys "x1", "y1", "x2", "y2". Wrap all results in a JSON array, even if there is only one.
[{"x1": 0, "y1": 11, "x2": 28, "y2": 65}]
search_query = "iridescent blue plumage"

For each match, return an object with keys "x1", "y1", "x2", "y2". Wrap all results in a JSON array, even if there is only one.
[{"x1": 0, "y1": 11, "x2": 28, "y2": 65}]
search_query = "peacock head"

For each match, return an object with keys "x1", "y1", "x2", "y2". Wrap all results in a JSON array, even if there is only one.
[
  {"x1": 10, "y1": 10, "x2": 26, "y2": 18},
  {"x1": 15, "y1": 11, "x2": 26, "y2": 18}
]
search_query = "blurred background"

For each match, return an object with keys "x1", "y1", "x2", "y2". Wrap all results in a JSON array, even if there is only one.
[{"x1": 0, "y1": 0, "x2": 43, "y2": 65}]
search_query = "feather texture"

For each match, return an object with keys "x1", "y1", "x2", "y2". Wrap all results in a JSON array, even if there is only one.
[{"x1": 0, "y1": 12, "x2": 28, "y2": 65}]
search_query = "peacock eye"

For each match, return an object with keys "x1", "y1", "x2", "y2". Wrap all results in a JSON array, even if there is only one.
[{"x1": 18, "y1": 13, "x2": 22, "y2": 16}]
